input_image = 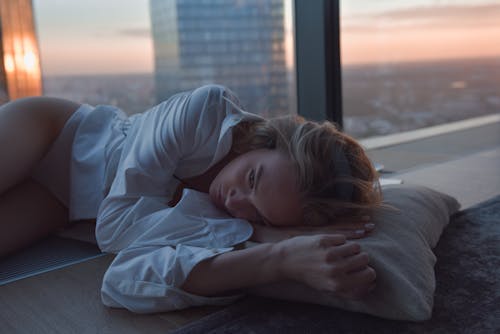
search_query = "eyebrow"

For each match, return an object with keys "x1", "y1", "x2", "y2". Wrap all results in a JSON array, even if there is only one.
[{"x1": 254, "y1": 165, "x2": 273, "y2": 226}]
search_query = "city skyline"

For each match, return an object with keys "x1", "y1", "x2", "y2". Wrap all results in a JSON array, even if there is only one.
[
  {"x1": 32, "y1": 0, "x2": 500, "y2": 76},
  {"x1": 149, "y1": 0, "x2": 291, "y2": 116}
]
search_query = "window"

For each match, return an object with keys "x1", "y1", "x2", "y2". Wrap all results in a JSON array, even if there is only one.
[
  {"x1": 0, "y1": 0, "x2": 42, "y2": 102},
  {"x1": 33, "y1": 0, "x2": 155, "y2": 114},
  {"x1": 32, "y1": 0, "x2": 296, "y2": 117},
  {"x1": 340, "y1": 1, "x2": 500, "y2": 138}
]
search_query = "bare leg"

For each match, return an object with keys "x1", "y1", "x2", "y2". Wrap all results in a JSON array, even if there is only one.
[
  {"x1": 0, "y1": 179, "x2": 68, "y2": 256},
  {"x1": 0, "y1": 97, "x2": 80, "y2": 193},
  {"x1": 0, "y1": 97, "x2": 81, "y2": 257}
]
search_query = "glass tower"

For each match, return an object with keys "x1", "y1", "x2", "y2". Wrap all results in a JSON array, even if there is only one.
[{"x1": 150, "y1": 0, "x2": 290, "y2": 117}]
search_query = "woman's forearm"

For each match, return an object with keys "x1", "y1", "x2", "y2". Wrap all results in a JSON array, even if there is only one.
[
  {"x1": 181, "y1": 235, "x2": 376, "y2": 299},
  {"x1": 250, "y1": 220, "x2": 375, "y2": 243},
  {"x1": 181, "y1": 242, "x2": 282, "y2": 297}
]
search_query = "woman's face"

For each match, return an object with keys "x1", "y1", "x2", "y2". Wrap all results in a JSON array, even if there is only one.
[{"x1": 209, "y1": 149, "x2": 303, "y2": 227}]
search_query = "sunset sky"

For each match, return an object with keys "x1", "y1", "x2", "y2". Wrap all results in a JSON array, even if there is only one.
[
  {"x1": 32, "y1": 0, "x2": 500, "y2": 76},
  {"x1": 341, "y1": 0, "x2": 500, "y2": 65}
]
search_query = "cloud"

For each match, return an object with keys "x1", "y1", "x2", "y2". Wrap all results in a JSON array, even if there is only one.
[
  {"x1": 343, "y1": 3, "x2": 500, "y2": 33},
  {"x1": 116, "y1": 27, "x2": 151, "y2": 38},
  {"x1": 372, "y1": 3, "x2": 500, "y2": 21}
]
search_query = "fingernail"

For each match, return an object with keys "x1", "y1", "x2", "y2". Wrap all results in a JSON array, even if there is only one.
[
  {"x1": 355, "y1": 230, "x2": 365, "y2": 235},
  {"x1": 364, "y1": 223, "x2": 375, "y2": 230}
]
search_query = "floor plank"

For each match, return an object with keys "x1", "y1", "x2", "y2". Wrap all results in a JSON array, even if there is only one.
[{"x1": 0, "y1": 255, "x2": 224, "y2": 333}]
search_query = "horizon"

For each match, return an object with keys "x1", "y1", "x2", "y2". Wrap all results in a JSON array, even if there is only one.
[
  {"x1": 33, "y1": 0, "x2": 500, "y2": 76},
  {"x1": 41, "y1": 55, "x2": 500, "y2": 78}
]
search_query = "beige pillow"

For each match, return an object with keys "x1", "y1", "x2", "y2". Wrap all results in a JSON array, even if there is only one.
[{"x1": 247, "y1": 184, "x2": 460, "y2": 321}]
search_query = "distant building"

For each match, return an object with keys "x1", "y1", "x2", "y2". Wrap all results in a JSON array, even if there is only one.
[
  {"x1": 149, "y1": 0, "x2": 290, "y2": 116},
  {"x1": 0, "y1": 0, "x2": 43, "y2": 103}
]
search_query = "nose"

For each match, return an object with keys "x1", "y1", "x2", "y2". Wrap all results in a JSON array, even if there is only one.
[{"x1": 225, "y1": 188, "x2": 251, "y2": 218}]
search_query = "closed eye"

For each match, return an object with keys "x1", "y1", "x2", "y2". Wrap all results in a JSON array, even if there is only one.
[
  {"x1": 250, "y1": 166, "x2": 270, "y2": 225},
  {"x1": 248, "y1": 168, "x2": 256, "y2": 189}
]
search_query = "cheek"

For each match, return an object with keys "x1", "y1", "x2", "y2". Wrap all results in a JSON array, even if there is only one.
[
  {"x1": 214, "y1": 165, "x2": 231, "y2": 187},
  {"x1": 218, "y1": 159, "x2": 245, "y2": 185},
  {"x1": 210, "y1": 164, "x2": 235, "y2": 197}
]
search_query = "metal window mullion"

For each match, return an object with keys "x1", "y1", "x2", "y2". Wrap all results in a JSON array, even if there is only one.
[{"x1": 294, "y1": 0, "x2": 342, "y2": 127}]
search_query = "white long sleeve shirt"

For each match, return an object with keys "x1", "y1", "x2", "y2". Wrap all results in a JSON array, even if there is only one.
[{"x1": 70, "y1": 85, "x2": 262, "y2": 313}]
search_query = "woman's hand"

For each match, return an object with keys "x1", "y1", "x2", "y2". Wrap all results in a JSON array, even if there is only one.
[
  {"x1": 250, "y1": 216, "x2": 375, "y2": 243},
  {"x1": 273, "y1": 234, "x2": 376, "y2": 299}
]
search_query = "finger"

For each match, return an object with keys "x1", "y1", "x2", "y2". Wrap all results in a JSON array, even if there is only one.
[
  {"x1": 329, "y1": 221, "x2": 366, "y2": 230},
  {"x1": 325, "y1": 265, "x2": 376, "y2": 297},
  {"x1": 341, "y1": 252, "x2": 370, "y2": 272},
  {"x1": 326, "y1": 242, "x2": 361, "y2": 260},
  {"x1": 317, "y1": 234, "x2": 347, "y2": 247},
  {"x1": 364, "y1": 223, "x2": 375, "y2": 232},
  {"x1": 341, "y1": 229, "x2": 367, "y2": 240},
  {"x1": 343, "y1": 266, "x2": 377, "y2": 290},
  {"x1": 328, "y1": 221, "x2": 375, "y2": 233}
]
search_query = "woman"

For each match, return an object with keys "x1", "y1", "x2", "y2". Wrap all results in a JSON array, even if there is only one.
[{"x1": 0, "y1": 85, "x2": 380, "y2": 313}]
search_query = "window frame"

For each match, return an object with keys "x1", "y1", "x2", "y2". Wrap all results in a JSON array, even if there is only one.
[{"x1": 294, "y1": 0, "x2": 342, "y2": 128}]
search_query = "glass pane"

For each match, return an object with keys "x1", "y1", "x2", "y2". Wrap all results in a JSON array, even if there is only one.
[
  {"x1": 340, "y1": 1, "x2": 500, "y2": 138},
  {"x1": 0, "y1": 0, "x2": 43, "y2": 102},
  {"x1": 31, "y1": 0, "x2": 296, "y2": 117}
]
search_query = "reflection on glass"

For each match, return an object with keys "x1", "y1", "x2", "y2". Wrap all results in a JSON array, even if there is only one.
[
  {"x1": 32, "y1": 0, "x2": 296, "y2": 117},
  {"x1": 341, "y1": 1, "x2": 500, "y2": 138},
  {"x1": 0, "y1": 0, "x2": 43, "y2": 102},
  {"x1": 150, "y1": 0, "x2": 295, "y2": 117}
]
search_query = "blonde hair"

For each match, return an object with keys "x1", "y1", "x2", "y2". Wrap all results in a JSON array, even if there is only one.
[{"x1": 231, "y1": 115, "x2": 382, "y2": 225}]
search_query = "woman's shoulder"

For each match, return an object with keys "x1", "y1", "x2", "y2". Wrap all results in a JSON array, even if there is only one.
[
  {"x1": 153, "y1": 85, "x2": 249, "y2": 126},
  {"x1": 185, "y1": 84, "x2": 243, "y2": 118},
  {"x1": 140, "y1": 85, "x2": 263, "y2": 142}
]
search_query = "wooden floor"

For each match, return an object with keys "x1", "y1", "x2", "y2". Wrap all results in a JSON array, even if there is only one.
[
  {"x1": 0, "y1": 255, "x2": 225, "y2": 333},
  {"x1": 1, "y1": 122, "x2": 499, "y2": 333}
]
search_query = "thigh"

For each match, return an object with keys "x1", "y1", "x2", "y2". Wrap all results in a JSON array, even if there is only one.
[
  {"x1": 0, "y1": 96, "x2": 80, "y2": 133},
  {"x1": 0, "y1": 97, "x2": 81, "y2": 193},
  {"x1": 0, "y1": 178, "x2": 68, "y2": 257}
]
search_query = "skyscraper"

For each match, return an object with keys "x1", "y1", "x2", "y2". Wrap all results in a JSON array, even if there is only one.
[
  {"x1": 0, "y1": 0, "x2": 42, "y2": 103},
  {"x1": 150, "y1": 0, "x2": 290, "y2": 116}
]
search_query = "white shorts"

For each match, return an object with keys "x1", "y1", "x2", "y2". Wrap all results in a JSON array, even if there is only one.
[
  {"x1": 31, "y1": 104, "x2": 93, "y2": 211},
  {"x1": 32, "y1": 103, "x2": 128, "y2": 221}
]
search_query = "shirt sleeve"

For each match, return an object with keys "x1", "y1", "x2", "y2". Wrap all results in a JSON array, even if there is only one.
[
  {"x1": 95, "y1": 85, "x2": 253, "y2": 313},
  {"x1": 96, "y1": 84, "x2": 234, "y2": 252},
  {"x1": 101, "y1": 244, "x2": 244, "y2": 313}
]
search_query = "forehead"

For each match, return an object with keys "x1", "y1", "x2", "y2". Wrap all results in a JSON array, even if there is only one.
[{"x1": 247, "y1": 150, "x2": 303, "y2": 226}]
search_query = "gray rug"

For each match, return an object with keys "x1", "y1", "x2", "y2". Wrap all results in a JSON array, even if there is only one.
[
  {"x1": 173, "y1": 195, "x2": 500, "y2": 334},
  {"x1": 0, "y1": 236, "x2": 104, "y2": 286}
]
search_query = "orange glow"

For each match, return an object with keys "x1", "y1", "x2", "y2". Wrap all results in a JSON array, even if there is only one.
[
  {"x1": 342, "y1": 26, "x2": 500, "y2": 65},
  {"x1": 30, "y1": 1, "x2": 500, "y2": 75},
  {"x1": 284, "y1": 0, "x2": 294, "y2": 69},
  {"x1": 0, "y1": 0, "x2": 43, "y2": 99},
  {"x1": 4, "y1": 54, "x2": 15, "y2": 72},
  {"x1": 341, "y1": 3, "x2": 500, "y2": 65},
  {"x1": 4, "y1": 37, "x2": 41, "y2": 74},
  {"x1": 23, "y1": 51, "x2": 38, "y2": 71}
]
